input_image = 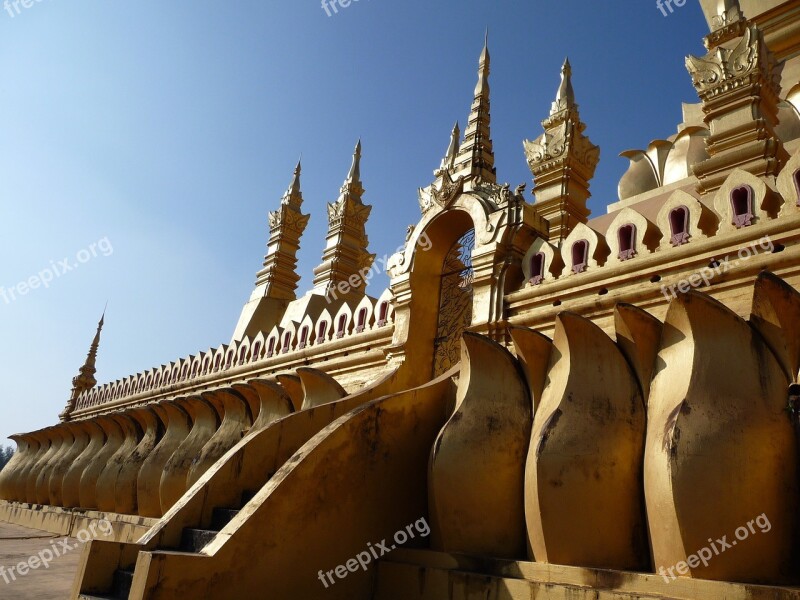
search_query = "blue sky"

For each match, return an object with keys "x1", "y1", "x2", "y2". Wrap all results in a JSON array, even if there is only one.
[{"x1": 0, "y1": 1, "x2": 708, "y2": 442}]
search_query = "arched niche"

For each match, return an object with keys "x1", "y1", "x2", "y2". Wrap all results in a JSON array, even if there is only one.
[
  {"x1": 353, "y1": 295, "x2": 375, "y2": 333},
  {"x1": 605, "y1": 207, "x2": 661, "y2": 265},
  {"x1": 296, "y1": 315, "x2": 314, "y2": 349},
  {"x1": 561, "y1": 222, "x2": 609, "y2": 276},
  {"x1": 713, "y1": 169, "x2": 778, "y2": 233},
  {"x1": 314, "y1": 309, "x2": 333, "y2": 347},
  {"x1": 374, "y1": 288, "x2": 394, "y2": 327},
  {"x1": 521, "y1": 237, "x2": 563, "y2": 287},
  {"x1": 655, "y1": 189, "x2": 718, "y2": 250}
]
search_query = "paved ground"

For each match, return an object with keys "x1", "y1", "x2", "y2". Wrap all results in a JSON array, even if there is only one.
[{"x1": 0, "y1": 522, "x2": 80, "y2": 599}]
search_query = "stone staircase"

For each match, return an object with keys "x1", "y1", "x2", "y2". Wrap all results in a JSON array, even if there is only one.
[
  {"x1": 79, "y1": 491, "x2": 256, "y2": 600},
  {"x1": 72, "y1": 367, "x2": 454, "y2": 599}
]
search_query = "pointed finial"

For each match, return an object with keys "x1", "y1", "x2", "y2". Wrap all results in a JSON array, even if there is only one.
[
  {"x1": 96, "y1": 304, "x2": 106, "y2": 335},
  {"x1": 74, "y1": 309, "x2": 105, "y2": 391},
  {"x1": 550, "y1": 57, "x2": 576, "y2": 115},
  {"x1": 346, "y1": 139, "x2": 362, "y2": 184},
  {"x1": 290, "y1": 157, "x2": 302, "y2": 193},
  {"x1": 93, "y1": 306, "x2": 105, "y2": 346},
  {"x1": 439, "y1": 121, "x2": 461, "y2": 173},
  {"x1": 280, "y1": 156, "x2": 304, "y2": 207},
  {"x1": 451, "y1": 32, "x2": 495, "y2": 183},
  {"x1": 61, "y1": 309, "x2": 106, "y2": 418},
  {"x1": 475, "y1": 34, "x2": 490, "y2": 97}
]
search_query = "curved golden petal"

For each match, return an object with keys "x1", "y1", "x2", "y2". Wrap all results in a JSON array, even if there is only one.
[
  {"x1": 527, "y1": 311, "x2": 647, "y2": 570},
  {"x1": 276, "y1": 374, "x2": 303, "y2": 412},
  {"x1": 750, "y1": 271, "x2": 800, "y2": 383},
  {"x1": 429, "y1": 332, "x2": 530, "y2": 559},
  {"x1": 645, "y1": 290, "x2": 797, "y2": 582},
  {"x1": 297, "y1": 368, "x2": 347, "y2": 410},
  {"x1": 509, "y1": 325, "x2": 553, "y2": 414},
  {"x1": 138, "y1": 401, "x2": 191, "y2": 518},
  {"x1": 614, "y1": 303, "x2": 663, "y2": 402}
]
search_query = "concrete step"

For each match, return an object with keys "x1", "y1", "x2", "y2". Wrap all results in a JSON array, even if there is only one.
[
  {"x1": 113, "y1": 568, "x2": 134, "y2": 598},
  {"x1": 210, "y1": 507, "x2": 239, "y2": 531},
  {"x1": 179, "y1": 527, "x2": 218, "y2": 553}
]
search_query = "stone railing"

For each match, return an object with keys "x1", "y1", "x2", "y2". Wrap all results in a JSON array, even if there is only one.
[{"x1": 73, "y1": 313, "x2": 395, "y2": 413}]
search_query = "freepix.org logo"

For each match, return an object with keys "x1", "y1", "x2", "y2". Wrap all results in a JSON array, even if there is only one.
[
  {"x1": 321, "y1": 0, "x2": 367, "y2": 18},
  {"x1": 3, "y1": 0, "x2": 49, "y2": 19},
  {"x1": 0, "y1": 237, "x2": 113, "y2": 306},
  {"x1": 655, "y1": 0, "x2": 688, "y2": 17}
]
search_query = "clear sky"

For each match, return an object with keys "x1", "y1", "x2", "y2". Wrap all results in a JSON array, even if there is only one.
[{"x1": 0, "y1": 0, "x2": 708, "y2": 443}]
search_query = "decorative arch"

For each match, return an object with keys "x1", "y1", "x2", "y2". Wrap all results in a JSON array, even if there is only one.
[
  {"x1": 561, "y1": 222, "x2": 609, "y2": 276},
  {"x1": 332, "y1": 304, "x2": 353, "y2": 340},
  {"x1": 655, "y1": 189, "x2": 717, "y2": 250},
  {"x1": 178, "y1": 359, "x2": 189, "y2": 381},
  {"x1": 388, "y1": 185, "x2": 542, "y2": 383},
  {"x1": 251, "y1": 332, "x2": 266, "y2": 362},
  {"x1": 314, "y1": 309, "x2": 333, "y2": 346},
  {"x1": 280, "y1": 322, "x2": 298, "y2": 354},
  {"x1": 190, "y1": 354, "x2": 204, "y2": 378},
  {"x1": 374, "y1": 288, "x2": 394, "y2": 327},
  {"x1": 224, "y1": 345, "x2": 237, "y2": 370},
  {"x1": 354, "y1": 296, "x2": 374, "y2": 333},
  {"x1": 201, "y1": 353, "x2": 213, "y2": 376},
  {"x1": 606, "y1": 207, "x2": 661, "y2": 265},
  {"x1": 211, "y1": 346, "x2": 227, "y2": 373},
  {"x1": 297, "y1": 315, "x2": 314, "y2": 349},
  {"x1": 713, "y1": 169, "x2": 778, "y2": 233},
  {"x1": 266, "y1": 326, "x2": 282, "y2": 358},
  {"x1": 521, "y1": 237, "x2": 563, "y2": 287},
  {"x1": 237, "y1": 337, "x2": 252, "y2": 365}
]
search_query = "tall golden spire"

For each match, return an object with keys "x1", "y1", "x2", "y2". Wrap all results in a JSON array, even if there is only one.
[
  {"x1": 524, "y1": 58, "x2": 599, "y2": 243},
  {"x1": 254, "y1": 158, "x2": 310, "y2": 297},
  {"x1": 78, "y1": 311, "x2": 104, "y2": 387},
  {"x1": 312, "y1": 140, "x2": 375, "y2": 297},
  {"x1": 60, "y1": 310, "x2": 105, "y2": 420},
  {"x1": 232, "y1": 160, "x2": 310, "y2": 340},
  {"x1": 451, "y1": 32, "x2": 496, "y2": 183}
]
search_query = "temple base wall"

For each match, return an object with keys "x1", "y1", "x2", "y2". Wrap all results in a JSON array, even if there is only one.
[
  {"x1": 374, "y1": 550, "x2": 800, "y2": 600},
  {"x1": 0, "y1": 500, "x2": 156, "y2": 544}
]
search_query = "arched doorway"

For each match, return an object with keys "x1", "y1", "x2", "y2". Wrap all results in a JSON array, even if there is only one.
[
  {"x1": 389, "y1": 206, "x2": 479, "y2": 385},
  {"x1": 433, "y1": 228, "x2": 475, "y2": 376}
]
